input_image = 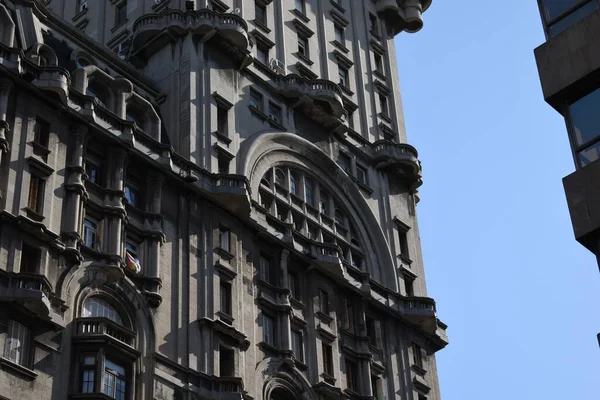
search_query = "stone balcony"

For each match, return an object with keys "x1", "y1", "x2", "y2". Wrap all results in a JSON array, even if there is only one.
[
  {"x1": 0, "y1": 272, "x2": 64, "y2": 328},
  {"x1": 131, "y1": 9, "x2": 250, "y2": 66},
  {"x1": 74, "y1": 317, "x2": 138, "y2": 356},
  {"x1": 399, "y1": 296, "x2": 437, "y2": 331},
  {"x1": 278, "y1": 74, "x2": 346, "y2": 134},
  {"x1": 375, "y1": 0, "x2": 432, "y2": 35},
  {"x1": 0, "y1": 43, "x2": 70, "y2": 104},
  {"x1": 370, "y1": 140, "x2": 422, "y2": 190},
  {"x1": 210, "y1": 174, "x2": 252, "y2": 216}
]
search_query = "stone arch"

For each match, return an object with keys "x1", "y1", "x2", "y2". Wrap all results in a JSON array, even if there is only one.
[
  {"x1": 0, "y1": 5, "x2": 15, "y2": 48},
  {"x1": 256, "y1": 358, "x2": 317, "y2": 400},
  {"x1": 123, "y1": 91, "x2": 161, "y2": 140},
  {"x1": 70, "y1": 49, "x2": 98, "y2": 69},
  {"x1": 238, "y1": 130, "x2": 398, "y2": 290},
  {"x1": 27, "y1": 43, "x2": 59, "y2": 67},
  {"x1": 57, "y1": 262, "x2": 156, "y2": 398}
]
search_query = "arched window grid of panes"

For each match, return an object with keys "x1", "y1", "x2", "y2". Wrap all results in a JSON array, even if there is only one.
[
  {"x1": 259, "y1": 166, "x2": 366, "y2": 271},
  {"x1": 82, "y1": 296, "x2": 124, "y2": 325}
]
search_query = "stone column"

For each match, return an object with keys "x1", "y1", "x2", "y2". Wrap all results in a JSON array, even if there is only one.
[
  {"x1": 279, "y1": 249, "x2": 293, "y2": 358},
  {"x1": 356, "y1": 298, "x2": 373, "y2": 396},
  {"x1": 62, "y1": 124, "x2": 88, "y2": 261},
  {"x1": 104, "y1": 147, "x2": 128, "y2": 266},
  {"x1": 360, "y1": 358, "x2": 373, "y2": 396},
  {"x1": 0, "y1": 78, "x2": 13, "y2": 165},
  {"x1": 144, "y1": 171, "x2": 164, "y2": 307}
]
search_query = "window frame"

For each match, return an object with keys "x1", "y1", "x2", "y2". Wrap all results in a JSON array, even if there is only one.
[
  {"x1": 297, "y1": 34, "x2": 309, "y2": 59},
  {"x1": 124, "y1": 184, "x2": 140, "y2": 209},
  {"x1": 291, "y1": 329, "x2": 304, "y2": 362},
  {"x1": 565, "y1": 87, "x2": 600, "y2": 168},
  {"x1": 27, "y1": 174, "x2": 46, "y2": 215},
  {"x1": 83, "y1": 217, "x2": 99, "y2": 250},
  {"x1": 262, "y1": 313, "x2": 276, "y2": 346},
  {"x1": 249, "y1": 88, "x2": 264, "y2": 112},
  {"x1": 220, "y1": 279, "x2": 233, "y2": 316},
  {"x1": 115, "y1": 1, "x2": 127, "y2": 26},
  {"x1": 3, "y1": 319, "x2": 32, "y2": 368},
  {"x1": 33, "y1": 117, "x2": 50, "y2": 149},
  {"x1": 538, "y1": 0, "x2": 600, "y2": 38},
  {"x1": 295, "y1": 0, "x2": 306, "y2": 14},
  {"x1": 219, "y1": 227, "x2": 231, "y2": 253},
  {"x1": 334, "y1": 24, "x2": 345, "y2": 46},
  {"x1": 255, "y1": 2, "x2": 267, "y2": 25}
]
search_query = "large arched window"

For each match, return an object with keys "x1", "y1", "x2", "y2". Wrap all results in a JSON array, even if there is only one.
[
  {"x1": 76, "y1": 295, "x2": 136, "y2": 399},
  {"x1": 258, "y1": 166, "x2": 367, "y2": 272},
  {"x1": 82, "y1": 297, "x2": 123, "y2": 325}
]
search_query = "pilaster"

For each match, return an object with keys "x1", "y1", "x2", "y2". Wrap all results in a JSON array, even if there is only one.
[
  {"x1": 0, "y1": 78, "x2": 13, "y2": 164},
  {"x1": 62, "y1": 124, "x2": 88, "y2": 261}
]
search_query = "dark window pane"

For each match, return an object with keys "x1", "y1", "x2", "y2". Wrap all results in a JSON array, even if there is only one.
[
  {"x1": 579, "y1": 140, "x2": 600, "y2": 166},
  {"x1": 548, "y1": 1, "x2": 598, "y2": 36},
  {"x1": 570, "y1": 87, "x2": 600, "y2": 146},
  {"x1": 543, "y1": 0, "x2": 591, "y2": 21}
]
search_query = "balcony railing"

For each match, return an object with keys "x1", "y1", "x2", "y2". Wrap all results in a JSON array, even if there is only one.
[
  {"x1": 371, "y1": 140, "x2": 422, "y2": 189},
  {"x1": 76, "y1": 318, "x2": 136, "y2": 347},
  {"x1": 132, "y1": 9, "x2": 249, "y2": 53},
  {"x1": 279, "y1": 75, "x2": 344, "y2": 119}
]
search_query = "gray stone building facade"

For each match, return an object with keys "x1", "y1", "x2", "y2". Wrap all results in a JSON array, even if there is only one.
[
  {"x1": 0, "y1": 0, "x2": 447, "y2": 399},
  {"x1": 535, "y1": 0, "x2": 600, "y2": 338}
]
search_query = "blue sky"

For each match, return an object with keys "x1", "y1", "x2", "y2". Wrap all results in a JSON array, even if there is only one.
[{"x1": 395, "y1": 1, "x2": 600, "y2": 399}]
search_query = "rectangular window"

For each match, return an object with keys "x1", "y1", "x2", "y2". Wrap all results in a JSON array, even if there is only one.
[
  {"x1": 115, "y1": 1, "x2": 127, "y2": 25},
  {"x1": 338, "y1": 153, "x2": 352, "y2": 174},
  {"x1": 541, "y1": 0, "x2": 599, "y2": 37},
  {"x1": 115, "y1": 41, "x2": 129, "y2": 60},
  {"x1": 295, "y1": 0, "x2": 306, "y2": 14},
  {"x1": 34, "y1": 117, "x2": 50, "y2": 148},
  {"x1": 257, "y1": 44, "x2": 268, "y2": 64},
  {"x1": 356, "y1": 164, "x2": 368, "y2": 185},
  {"x1": 298, "y1": 35, "x2": 309, "y2": 58},
  {"x1": 319, "y1": 289, "x2": 329, "y2": 314},
  {"x1": 345, "y1": 302, "x2": 355, "y2": 332},
  {"x1": 85, "y1": 161, "x2": 100, "y2": 185},
  {"x1": 404, "y1": 275, "x2": 414, "y2": 296},
  {"x1": 84, "y1": 218, "x2": 99, "y2": 249},
  {"x1": 268, "y1": 102, "x2": 282, "y2": 123},
  {"x1": 250, "y1": 89, "x2": 264, "y2": 111},
  {"x1": 4, "y1": 320, "x2": 30, "y2": 367},
  {"x1": 262, "y1": 314, "x2": 275, "y2": 346},
  {"x1": 568, "y1": 86, "x2": 600, "y2": 167},
  {"x1": 218, "y1": 157, "x2": 230, "y2": 174},
  {"x1": 305, "y1": 178, "x2": 314, "y2": 206},
  {"x1": 322, "y1": 343, "x2": 334, "y2": 376},
  {"x1": 350, "y1": 251, "x2": 362, "y2": 269},
  {"x1": 20, "y1": 243, "x2": 41, "y2": 274},
  {"x1": 28, "y1": 175, "x2": 45, "y2": 214},
  {"x1": 103, "y1": 359, "x2": 126, "y2": 399},
  {"x1": 217, "y1": 105, "x2": 228, "y2": 134},
  {"x1": 347, "y1": 111, "x2": 354, "y2": 130},
  {"x1": 366, "y1": 317, "x2": 378, "y2": 347},
  {"x1": 219, "y1": 227, "x2": 230, "y2": 252},
  {"x1": 399, "y1": 230, "x2": 409, "y2": 258},
  {"x1": 338, "y1": 65, "x2": 349, "y2": 89},
  {"x1": 255, "y1": 2, "x2": 267, "y2": 25},
  {"x1": 292, "y1": 329, "x2": 304, "y2": 362},
  {"x1": 345, "y1": 359, "x2": 358, "y2": 391},
  {"x1": 124, "y1": 185, "x2": 140, "y2": 208},
  {"x1": 288, "y1": 271, "x2": 299, "y2": 298},
  {"x1": 81, "y1": 354, "x2": 96, "y2": 393},
  {"x1": 369, "y1": 13, "x2": 379, "y2": 35},
  {"x1": 220, "y1": 346, "x2": 235, "y2": 376},
  {"x1": 371, "y1": 376, "x2": 381, "y2": 400},
  {"x1": 412, "y1": 343, "x2": 423, "y2": 368},
  {"x1": 374, "y1": 52, "x2": 383, "y2": 73},
  {"x1": 220, "y1": 280, "x2": 232, "y2": 316},
  {"x1": 379, "y1": 93, "x2": 389, "y2": 116},
  {"x1": 259, "y1": 255, "x2": 271, "y2": 283},
  {"x1": 334, "y1": 25, "x2": 344, "y2": 45}
]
